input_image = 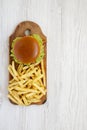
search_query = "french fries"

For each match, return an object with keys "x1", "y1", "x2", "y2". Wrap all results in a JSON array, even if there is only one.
[
  {"x1": 8, "y1": 60, "x2": 46, "y2": 106},
  {"x1": 41, "y1": 60, "x2": 46, "y2": 86}
]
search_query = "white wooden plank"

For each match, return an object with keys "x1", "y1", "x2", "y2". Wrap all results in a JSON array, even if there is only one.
[
  {"x1": 61, "y1": 0, "x2": 87, "y2": 130},
  {"x1": 0, "y1": 0, "x2": 61, "y2": 130},
  {"x1": 2, "y1": 0, "x2": 87, "y2": 130}
]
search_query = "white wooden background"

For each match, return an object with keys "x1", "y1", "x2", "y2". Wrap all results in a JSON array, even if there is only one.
[{"x1": 0, "y1": 0, "x2": 87, "y2": 130}]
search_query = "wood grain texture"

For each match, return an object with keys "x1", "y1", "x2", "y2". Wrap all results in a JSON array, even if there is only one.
[
  {"x1": 9, "y1": 21, "x2": 47, "y2": 105},
  {"x1": 0, "y1": 0, "x2": 61, "y2": 130},
  {"x1": 1, "y1": 0, "x2": 87, "y2": 130},
  {"x1": 61, "y1": 0, "x2": 87, "y2": 130}
]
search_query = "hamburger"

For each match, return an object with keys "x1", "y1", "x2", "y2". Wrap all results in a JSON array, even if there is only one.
[{"x1": 11, "y1": 34, "x2": 44, "y2": 65}]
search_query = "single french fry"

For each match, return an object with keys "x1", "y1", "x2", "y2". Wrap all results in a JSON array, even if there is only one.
[
  {"x1": 23, "y1": 66, "x2": 29, "y2": 70},
  {"x1": 17, "y1": 91, "x2": 31, "y2": 95},
  {"x1": 22, "y1": 79, "x2": 32, "y2": 87},
  {"x1": 33, "y1": 74, "x2": 43, "y2": 82},
  {"x1": 11, "y1": 91, "x2": 24, "y2": 105},
  {"x1": 34, "y1": 94, "x2": 43, "y2": 99},
  {"x1": 22, "y1": 96, "x2": 28, "y2": 105},
  {"x1": 9, "y1": 78, "x2": 15, "y2": 83},
  {"x1": 41, "y1": 60, "x2": 46, "y2": 86},
  {"x1": 8, "y1": 66, "x2": 18, "y2": 80},
  {"x1": 8, "y1": 94, "x2": 18, "y2": 105},
  {"x1": 13, "y1": 86, "x2": 39, "y2": 93},
  {"x1": 12, "y1": 61, "x2": 18, "y2": 76},
  {"x1": 38, "y1": 79, "x2": 43, "y2": 87},
  {"x1": 30, "y1": 99, "x2": 41, "y2": 103},
  {"x1": 26, "y1": 92, "x2": 36, "y2": 98},
  {"x1": 17, "y1": 64, "x2": 23, "y2": 75},
  {"x1": 33, "y1": 83, "x2": 45, "y2": 95}
]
